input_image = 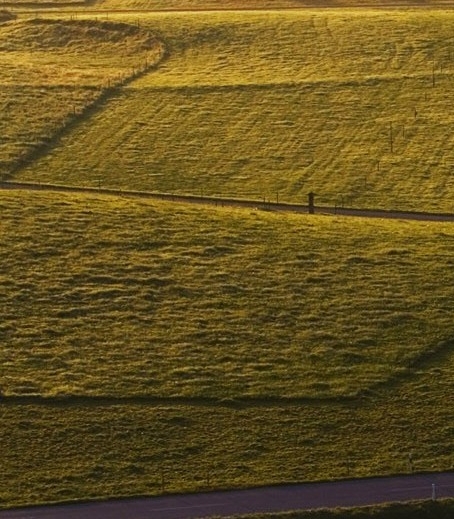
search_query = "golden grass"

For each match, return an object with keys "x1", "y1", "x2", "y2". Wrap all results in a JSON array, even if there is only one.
[
  {"x1": 0, "y1": 18, "x2": 164, "y2": 86},
  {"x1": 3, "y1": 6, "x2": 454, "y2": 509},
  {"x1": 94, "y1": 0, "x2": 316, "y2": 10},
  {"x1": 2, "y1": 189, "x2": 454, "y2": 401},
  {"x1": 0, "y1": 18, "x2": 164, "y2": 178},
  {"x1": 16, "y1": 9, "x2": 454, "y2": 211},
  {"x1": 93, "y1": 0, "x2": 454, "y2": 9},
  {"x1": 1, "y1": 191, "x2": 454, "y2": 507}
]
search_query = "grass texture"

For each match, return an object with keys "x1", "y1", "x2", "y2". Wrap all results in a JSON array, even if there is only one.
[
  {"x1": 16, "y1": 9, "x2": 454, "y2": 212},
  {"x1": 0, "y1": 18, "x2": 164, "y2": 179},
  {"x1": 1, "y1": 189, "x2": 454, "y2": 507},
  {"x1": 94, "y1": 0, "x2": 454, "y2": 9},
  {"x1": 94, "y1": 0, "x2": 317, "y2": 10},
  {"x1": 2, "y1": 190, "x2": 454, "y2": 400},
  {"x1": 2, "y1": 4, "x2": 454, "y2": 510}
]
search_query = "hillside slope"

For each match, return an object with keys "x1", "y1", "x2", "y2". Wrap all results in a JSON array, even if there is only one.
[
  {"x1": 1, "y1": 189, "x2": 454, "y2": 505},
  {"x1": 0, "y1": 18, "x2": 164, "y2": 179},
  {"x1": 16, "y1": 9, "x2": 454, "y2": 212}
]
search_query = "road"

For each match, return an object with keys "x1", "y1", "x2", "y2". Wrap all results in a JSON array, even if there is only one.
[
  {"x1": 3, "y1": 181, "x2": 454, "y2": 223},
  {"x1": 0, "y1": 472, "x2": 453, "y2": 519}
]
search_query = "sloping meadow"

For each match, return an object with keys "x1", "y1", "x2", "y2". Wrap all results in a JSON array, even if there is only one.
[
  {"x1": 3, "y1": 5, "x2": 454, "y2": 509},
  {"x1": 94, "y1": 0, "x2": 312, "y2": 9},
  {"x1": 1, "y1": 189, "x2": 454, "y2": 506},
  {"x1": 16, "y1": 9, "x2": 454, "y2": 212},
  {"x1": 1, "y1": 189, "x2": 454, "y2": 400},
  {"x1": 0, "y1": 18, "x2": 164, "y2": 179}
]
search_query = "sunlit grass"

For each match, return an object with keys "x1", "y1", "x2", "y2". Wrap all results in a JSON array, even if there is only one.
[
  {"x1": 17, "y1": 9, "x2": 454, "y2": 212},
  {"x1": 95, "y1": 0, "x2": 318, "y2": 9},
  {"x1": 1, "y1": 189, "x2": 454, "y2": 507},
  {"x1": 1, "y1": 189, "x2": 454, "y2": 400},
  {"x1": 3, "y1": 5, "x2": 454, "y2": 510},
  {"x1": 0, "y1": 18, "x2": 164, "y2": 178}
]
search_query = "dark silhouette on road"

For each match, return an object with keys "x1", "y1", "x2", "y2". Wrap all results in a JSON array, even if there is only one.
[{"x1": 3, "y1": 181, "x2": 454, "y2": 223}]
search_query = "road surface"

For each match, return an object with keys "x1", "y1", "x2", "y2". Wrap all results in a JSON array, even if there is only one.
[
  {"x1": 3, "y1": 181, "x2": 454, "y2": 222},
  {"x1": 1, "y1": 472, "x2": 453, "y2": 519}
]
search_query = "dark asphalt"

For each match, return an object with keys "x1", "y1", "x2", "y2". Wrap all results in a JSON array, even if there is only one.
[{"x1": 1, "y1": 472, "x2": 454, "y2": 519}]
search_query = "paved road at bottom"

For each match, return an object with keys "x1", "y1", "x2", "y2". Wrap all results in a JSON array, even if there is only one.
[{"x1": 1, "y1": 472, "x2": 453, "y2": 519}]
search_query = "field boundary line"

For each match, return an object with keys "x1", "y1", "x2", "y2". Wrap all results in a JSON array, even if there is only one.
[{"x1": 0, "y1": 394, "x2": 354, "y2": 408}]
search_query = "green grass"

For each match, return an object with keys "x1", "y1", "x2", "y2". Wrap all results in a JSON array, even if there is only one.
[
  {"x1": 1, "y1": 0, "x2": 84, "y2": 4},
  {"x1": 93, "y1": 0, "x2": 454, "y2": 9},
  {"x1": 2, "y1": 190, "x2": 454, "y2": 400},
  {"x1": 3, "y1": 5, "x2": 454, "y2": 510},
  {"x1": 94, "y1": 0, "x2": 320, "y2": 10},
  {"x1": 0, "y1": 18, "x2": 164, "y2": 178},
  {"x1": 1, "y1": 189, "x2": 454, "y2": 507},
  {"x1": 15, "y1": 9, "x2": 454, "y2": 212}
]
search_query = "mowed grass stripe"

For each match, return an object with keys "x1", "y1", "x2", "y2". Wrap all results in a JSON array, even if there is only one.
[{"x1": 19, "y1": 78, "x2": 454, "y2": 211}]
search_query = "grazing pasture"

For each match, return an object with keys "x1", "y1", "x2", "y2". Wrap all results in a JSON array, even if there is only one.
[
  {"x1": 2, "y1": 3, "x2": 454, "y2": 511},
  {"x1": 1, "y1": 189, "x2": 454, "y2": 506},
  {"x1": 93, "y1": 0, "x2": 320, "y2": 10},
  {"x1": 16, "y1": 9, "x2": 454, "y2": 212},
  {"x1": 0, "y1": 18, "x2": 164, "y2": 179},
  {"x1": 2, "y1": 190, "x2": 454, "y2": 400},
  {"x1": 93, "y1": 0, "x2": 454, "y2": 10}
]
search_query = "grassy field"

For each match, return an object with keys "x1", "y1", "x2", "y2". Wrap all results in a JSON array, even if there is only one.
[
  {"x1": 15, "y1": 9, "x2": 454, "y2": 212},
  {"x1": 1, "y1": 189, "x2": 454, "y2": 507},
  {"x1": 94, "y1": 0, "x2": 454, "y2": 9},
  {"x1": 96, "y1": 0, "x2": 308, "y2": 8},
  {"x1": 2, "y1": 190, "x2": 454, "y2": 400},
  {"x1": 0, "y1": 17, "x2": 164, "y2": 179},
  {"x1": 2, "y1": 2, "x2": 454, "y2": 511}
]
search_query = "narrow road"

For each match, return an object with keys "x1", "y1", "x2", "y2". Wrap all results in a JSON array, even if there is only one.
[
  {"x1": 3, "y1": 181, "x2": 454, "y2": 223},
  {"x1": 1, "y1": 472, "x2": 453, "y2": 519}
]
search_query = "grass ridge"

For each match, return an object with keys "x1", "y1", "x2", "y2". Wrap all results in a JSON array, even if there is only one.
[
  {"x1": 6, "y1": 44, "x2": 166, "y2": 180},
  {"x1": 2, "y1": 336, "x2": 453, "y2": 405},
  {"x1": 1, "y1": 18, "x2": 166, "y2": 181}
]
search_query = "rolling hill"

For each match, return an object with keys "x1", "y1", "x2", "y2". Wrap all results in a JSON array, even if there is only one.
[
  {"x1": 14, "y1": 9, "x2": 454, "y2": 212},
  {"x1": 1, "y1": 2, "x2": 454, "y2": 510}
]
